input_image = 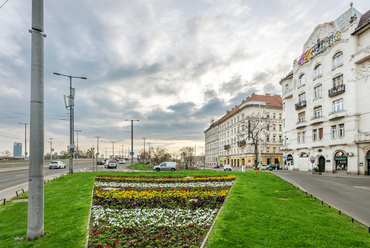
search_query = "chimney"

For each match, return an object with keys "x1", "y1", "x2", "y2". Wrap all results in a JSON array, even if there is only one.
[{"x1": 265, "y1": 93, "x2": 270, "y2": 96}]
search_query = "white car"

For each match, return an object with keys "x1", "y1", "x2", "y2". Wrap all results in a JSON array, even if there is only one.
[
  {"x1": 118, "y1": 159, "x2": 126, "y2": 164},
  {"x1": 153, "y1": 162, "x2": 177, "y2": 172},
  {"x1": 105, "y1": 160, "x2": 117, "y2": 169},
  {"x1": 223, "y1": 164, "x2": 232, "y2": 171},
  {"x1": 49, "y1": 161, "x2": 66, "y2": 169},
  {"x1": 260, "y1": 164, "x2": 269, "y2": 170}
]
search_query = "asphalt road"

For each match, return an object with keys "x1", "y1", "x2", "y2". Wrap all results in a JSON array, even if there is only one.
[{"x1": 270, "y1": 170, "x2": 370, "y2": 227}]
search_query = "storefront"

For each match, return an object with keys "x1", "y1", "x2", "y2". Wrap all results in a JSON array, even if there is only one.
[{"x1": 334, "y1": 151, "x2": 347, "y2": 171}]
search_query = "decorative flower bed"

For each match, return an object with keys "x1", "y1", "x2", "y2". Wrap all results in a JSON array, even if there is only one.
[{"x1": 88, "y1": 175, "x2": 236, "y2": 247}]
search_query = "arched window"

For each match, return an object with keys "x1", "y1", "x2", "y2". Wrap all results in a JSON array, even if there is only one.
[
  {"x1": 298, "y1": 74, "x2": 305, "y2": 86},
  {"x1": 334, "y1": 151, "x2": 347, "y2": 170},
  {"x1": 333, "y1": 52, "x2": 343, "y2": 68},
  {"x1": 314, "y1": 64, "x2": 322, "y2": 78}
]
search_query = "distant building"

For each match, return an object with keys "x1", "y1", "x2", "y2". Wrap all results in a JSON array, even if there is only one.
[
  {"x1": 13, "y1": 142, "x2": 22, "y2": 157},
  {"x1": 205, "y1": 93, "x2": 284, "y2": 168},
  {"x1": 280, "y1": 6, "x2": 370, "y2": 174}
]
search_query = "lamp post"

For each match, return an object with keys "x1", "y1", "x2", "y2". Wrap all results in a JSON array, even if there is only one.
[
  {"x1": 111, "y1": 141, "x2": 115, "y2": 158},
  {"x1": 74, "y1": 130, "x2": 81, "y2": 162},
  {"x1": 142, "y1": 138, "x2": 147, "y2": 163},
  {"x1": 148, "y1": 142, "x2": 151, "y2": 165},
  {"x1": 19, "y1": 123, "x2": 29, "y2": 160},
  {"x1": 121, "y1": 145, "x2": 124, "y2": 158},
  {"x1": 125, "y1": 119, "x2": 139, "y2": 166},
  {"x1": 49, "y1": 138, "x2": 53, "y2": 161},
  {"x1": 95, "y1": 136, "x2": 101, "y2": 159},
  {"x1": 53, "y1": 72, "x2": 87, "y2": 174}
]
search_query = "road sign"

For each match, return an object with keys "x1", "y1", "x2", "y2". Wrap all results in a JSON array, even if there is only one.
[
  {"x1": 75, "y1": 153, "x2": 79, "y2": 156},
  {"x1": 310, "y1": 156, "x2": 315, "y2": 163},
  {"x1": 283, "y1": 156, "x2": 287, "y2": 160},
  {"x1": 130, "y1": 152, "x2": 134, "y2": 156},
  {"x1": 137, "y1": 157, "x2": 140, "y2": 161}
]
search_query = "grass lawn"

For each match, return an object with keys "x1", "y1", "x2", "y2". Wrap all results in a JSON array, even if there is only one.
[{"x1": 0, "y1": 171, "x2": 369, "y2": 248}]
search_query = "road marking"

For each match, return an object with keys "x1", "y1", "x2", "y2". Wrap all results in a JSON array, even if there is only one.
[{"x1": 354, "y1": 186, "x2": 370, "y2": 191}]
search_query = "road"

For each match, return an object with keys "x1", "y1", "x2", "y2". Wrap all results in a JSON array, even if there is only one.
[{"x1": 270, "y1": 170, "x2": 370, "y2": 227}]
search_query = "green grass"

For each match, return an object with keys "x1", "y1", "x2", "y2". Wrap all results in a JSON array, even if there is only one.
[
  {"x1": 0, "y1": 171, "x2": 369, "y2": 248},
  {"x1": 127, "y1": 162, "x2": 153, "y2": 170}
]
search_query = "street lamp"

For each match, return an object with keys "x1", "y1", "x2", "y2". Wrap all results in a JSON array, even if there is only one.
[
  {"x1": 142, "y1": 138, "x2": 147, "y2": 163},
  {"x1": 95, "y1": 136, "x2": 101, "y2": 159},
  {"x1": 111, "y1": 141, "x2": 115, "y2": 158},
  {"x1": 19, "y1": 123, "x2": 29, "y2": 160},
  {"x1": 48, "y1": 138, "x2": 53, "y2": 161},
  {"x1": 53, "y1": 72, "x2": 87, "y2": 174},
  {"x1": 125, "y1": 119, "x2": 139, "y2": 166},
  {"x1": 148, "y1": 142, "x2": 151, "y2": 165}
]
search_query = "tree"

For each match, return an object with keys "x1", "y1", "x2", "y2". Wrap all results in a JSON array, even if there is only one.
[
  {"x1": 1, "y1": 150, "x2": 11, "y2": 156},
  {"x1": 150, "y1": 146, "x2": 171, "y2": 165},
  {"x1": 179, "y1": 147, "x2": 194, "y2": 169}
]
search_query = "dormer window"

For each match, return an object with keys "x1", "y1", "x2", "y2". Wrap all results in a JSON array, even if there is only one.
[
  {"x1": 298, "y1": 74, "x2": 305, "y2": 86},
  {"x1": 314, "y1": 64, "x2": 322, "y2": 78}
]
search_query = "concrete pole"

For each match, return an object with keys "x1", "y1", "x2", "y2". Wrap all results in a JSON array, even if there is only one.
[
  {"x1": 75, "y1": 130, "x2": 81, "y2": 162},
  {"x1": 148, "y1": 143, "x2": 151, "y2": 164},
  {"x1": 49, "y1": 138, "x2": 53, "y2": 161},
  {"x1": 111, "y1": 142, "x2": 115, "y2": 158},
  {"x1": 28, "y1": 0, "x2": 45, "y2": 239},
  {"x1": 95, "y1": 136, "x2": 100, "y2": 159},
  {"x1": 121, "y1": 145, "x2": 124, "y2": 158},
  {"x1": 69, "y1": 77, "x2": 74, "y2": 173},
  {"x1": 125, "y1": 119, "x2": 139, "y2": 166},
  {"x1": 142, "y1": 138, "x2": 146, "y2": 163},
  {"x1": 19, "y1": 123, "x2": 29, "y2": 159}
]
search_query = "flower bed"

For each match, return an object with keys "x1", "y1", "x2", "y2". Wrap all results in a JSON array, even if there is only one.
[{"x1": 88, "y1": 175, "x2": 236, "y2": 247}]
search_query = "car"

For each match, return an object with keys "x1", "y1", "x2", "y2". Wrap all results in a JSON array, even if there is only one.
[
  {"x1": 153, "y1": 162, "x2": 177, "y2": 172},
  {"x1": 213, "y1": 165, "x2": 220, "y2": 169},
  {"x1": 267, "y1": 164, "x2": 276, "y2": 170},
  {"x1": 105, "y1": 160, "x2": 117, "y2": 169},
  {"x1": 276, "y1": 164, "x2": 283, "y2": 170},
  {"x1": 224, "y1": 164, "x2": 232, "y2": 171},
  {"x1": 96, "y1": 160, "x2": 104, "y2": 165},
  {"x1": 253, "y1": 165, "x2": 259, "y2": 170},
  {"x1": 118, "y1": 159, "x2": 126, "y2": 164},
  {"x1": 260, "y1": 164, "x2": 269, "y2": 170},
  {"x1": 49, "y1": 161, "x2": 66, "y2": 169}
]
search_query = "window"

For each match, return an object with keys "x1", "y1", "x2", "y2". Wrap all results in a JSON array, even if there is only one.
[
  {"x1": 331, "y1": 125, "x2": 337, "y2": 139},
  {"x1": 283, "y1": 102, "x2": 285, "y2": 111},
  {"x1": 314, "y1": 107, "x2": 322, "y2": 118},
  {"x1": 313, "y1": 129, "x2": 317, "y2": 141},
  {"x1": 279, "y1": 113, "x2": 282, "y2": 119},
  {"x1": 314, "y1": 64, "x2": 322, "y2": 78},
  {"x1": 266, "y1": 135, "x2": 270, "y2": 142},
  {"x1": 285, "y1": 84, "x2": 289, "y2": 92},
  {"x1": 302, "y1": 131, "x2": 306, "y2": 143},
  {"x1": 319, "y1": 128, "x2": 323, "y2": 140},
  {"x1": 333, "y1": 98, "x2": 343, "y2": 113},
  {"x1": 314, "y1": 85, "x2": 322, "y2": 99},
  {"x1": 266, "y1": 124, "x2": 269, "y2": 131},
  {"x1": 279, "y1": 124, "x2": 282, "y2": 131},
  {"x1": 333, "y1": 52, "x2": 343, "y2": 68},
  {"x1": 299, "y1": 93, "x2": 306, "y2": 102},
  {"x1": 299, "y1": 74, "x2": 305, "y2": 86},
  {"x1": 273, "y1": 113, "x2": 276, "y2": 119},
  {"x1": 298, "y1": 112, "x2": 305, "y2": 123},
  {"x1": 273, "y1": 135, "x2": 276, "y2": 142},
  {"x1": 279, "y1": 135, "x2": 282, "y2": 142},
  {"x1": 273, "y1": 124, "x2": 276, "y2": 130},
  {"x1": 297, "y1": 132, "x2": 301, "y2": 143},
  {"x1": 339, "y1": 124, "x2": 345, "y2": 138},
  {"x1": 333, "y1": 75, "x2": 343, "y2": 88}
]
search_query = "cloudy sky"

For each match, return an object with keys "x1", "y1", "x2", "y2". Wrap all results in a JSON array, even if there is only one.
[{"x1": 0, "y1": 0, "x2": 368, "y2": 157}]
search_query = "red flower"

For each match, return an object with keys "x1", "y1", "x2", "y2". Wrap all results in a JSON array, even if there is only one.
[
  {"x1": 130, "y1": 240, "x2": 134, "y2": 244},
  {"x1": 115, "y1": 240, "x2": 119, "y2": 244}
]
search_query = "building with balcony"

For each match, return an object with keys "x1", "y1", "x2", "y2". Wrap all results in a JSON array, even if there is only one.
[
  {"x1": 280, "y1": 5, "x2": 370, "y2": 175},
  {"x1": 204, "y1": 93, "x2": 283, "y2": 168}
]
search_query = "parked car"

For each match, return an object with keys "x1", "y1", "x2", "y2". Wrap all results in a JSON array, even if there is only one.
[
  {"x1": 105, "y1": 160, "x2": 117, "y2": 169},
  {"x1": 153, "y1": 162, "x2": 177, "y2": 172},
  {"x1": 260, "y1": 164, "x2": 269, "y2": 170},
  {"x1": 213, "y1": 165, "x2": 220, "y2": 169},
  {"x1": 96, "y1": 160, "x2": 104, "y2": 165},
  {"x1": 49, "y1": 161, "x2": 66, "y2": 169},
  {"x1": 118, "y1": 159, "x2": 126, "y2": 164},
  {"x1": 276, "y1": 164, "x2": 283, "y2": 170},
  {"x1": 223, "y1": 164, "x2": 232, "y2": 171},
  {"x1": 267, "y1": 164, "x2": 276, "y2": 170}
]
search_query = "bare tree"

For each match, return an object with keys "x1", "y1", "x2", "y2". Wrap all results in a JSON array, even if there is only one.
[
  {"x1": 179, "y1": 147, "x2": 194, "y2": 169},
  {"x1": 1, "y1": 150, "x2": 11, "y2": 156},
  {"x1": 151, "y1": 146, "x2": 171, "y2": 165}
]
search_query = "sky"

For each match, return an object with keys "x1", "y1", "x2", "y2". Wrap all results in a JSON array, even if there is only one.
[{"x1": 0, "y1": 0, "x2": 369, "y2": 157}]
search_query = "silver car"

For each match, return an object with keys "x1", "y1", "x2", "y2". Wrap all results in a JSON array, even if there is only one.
[
  {"x1": 105, "y1": 160, "x2": 117, "y2": 169},
  {"x1": 49, "y1": 161, "x2": 66, "y2": 169}
]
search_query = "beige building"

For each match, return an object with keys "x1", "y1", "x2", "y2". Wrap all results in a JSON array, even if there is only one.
[
  {"x1": 280, "y1": 6, "x2": 370, "y2": 174},
  {"x1": 205, "y1": 93, "x2": 283, "y2": 168}
]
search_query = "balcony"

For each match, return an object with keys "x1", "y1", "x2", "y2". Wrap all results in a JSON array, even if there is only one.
[
  {"x1": 224, "y1": 144, "x2": 230, "y2": 150},
  {"x1": 295, "y1": 100, "x2": 306, "y2": 110},
  {"x1": 328, "y1": 84, "x2": 345, "y2": 97},
  {"x1": 237, "y1": 140, "x2": 246, "y2": 147}
]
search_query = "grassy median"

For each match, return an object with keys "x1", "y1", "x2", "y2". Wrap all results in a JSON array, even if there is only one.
[{"x1": 0, "y1": 171, "x2": 369, "y2": 248}]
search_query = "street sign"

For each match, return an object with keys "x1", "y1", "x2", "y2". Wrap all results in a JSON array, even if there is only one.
[
  {"x1": 310, "y1": 156, "x2": 315, "y2": 163},
  {"x1": 283, "y1": 156, "x2": 287, "y2": 160},
  {"x1": 130, "y1": 152, "x2": 134, "y2": 156},
  {"x1": 75, "y1": 153, "x2": 79, "y2": 156},
  {"x1": 137, "y1": 157, "x2": 140, "y2": 161}
]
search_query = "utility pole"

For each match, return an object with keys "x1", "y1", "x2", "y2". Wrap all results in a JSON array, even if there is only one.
[
  {"x1": 125, "y1": 119, "x2": 139, "y2": 166},
  {"x1": 111, "y1": 142, "x2": 115, "y2": 158},
  {"x1": 19, "y1": 123, "x2": 29, "y2": 160},
  {"x1": 28, "y1": 0, "x2": 45, "y2": 239},
  {"x1": 148, "y1": 143, "x2": 151, "y2": 164},
  {"x1": 49, "y1": 138, "x2": 53, "y2": 161},
  {"x1": 95, "y1": 136, "x2": 100, "y2": 159},
  {"x1": 142, "y1": 138, "x2": 147, "y2": 163},
  {"x1": 121, "y1": 145, "x2": 124, "y2": 158}
]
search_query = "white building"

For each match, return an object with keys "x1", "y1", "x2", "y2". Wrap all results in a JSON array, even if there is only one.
[
  {"x1": 280, "y1": 6, "x2": 370, "y2": 175},
  {"x1": 205, "y1": 93, "x2": 283, "y2": 168}
]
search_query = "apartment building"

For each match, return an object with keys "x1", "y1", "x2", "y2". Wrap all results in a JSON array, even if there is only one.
[
  {"x1": 205, "y1": 93, "x2": 283, "y2": 168},
  {"x1": 280, "y1": 6, "x2": 370, "y2": 174}
]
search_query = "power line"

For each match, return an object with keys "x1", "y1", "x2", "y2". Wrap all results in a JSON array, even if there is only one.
[{"x1": 0, "y1": 0, "x2": 8, "y2": 9}]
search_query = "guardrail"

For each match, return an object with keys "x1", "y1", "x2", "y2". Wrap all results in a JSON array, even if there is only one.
[{"x1": 15, "y1": 189, "x2": 24, "y2": 197}]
